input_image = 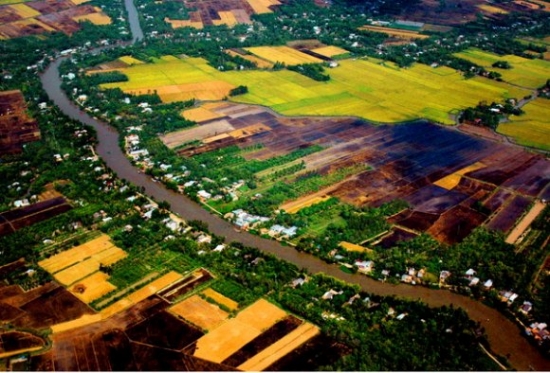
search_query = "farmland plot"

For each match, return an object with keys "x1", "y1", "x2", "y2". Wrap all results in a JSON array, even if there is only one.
[
  {"x1": 170, "y1": 295, "x2": 229, "y2": 331},
  {"x1": 454, "y1": 48, "x2": 550, "y2": 89},
  {"x1": 100, "y1": 54, "x2": 531, "y2": 124},
  {"x1": 193, "y1": 299, "x2": 287, "y2": 363},
  {"x1": 497, "y1": 98, "x2": 550, "y2": 151}
]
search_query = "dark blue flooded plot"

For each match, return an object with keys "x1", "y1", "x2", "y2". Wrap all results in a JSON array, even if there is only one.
[{"x1": 486, "y1": 195, "x2": 532, "y2": 233}]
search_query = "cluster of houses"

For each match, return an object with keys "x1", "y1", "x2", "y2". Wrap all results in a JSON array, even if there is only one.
[
  {"x1": 526, "y1": 322, "x2": 550, "y2": 344},
  {"x1": 227, "y1": 209, "x2": 270, "y2": 230}
]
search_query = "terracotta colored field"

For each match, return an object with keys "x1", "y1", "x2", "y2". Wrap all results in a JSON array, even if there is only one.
[
  {"x1": 478, "y1": 4, "x2": 509, "y2": 14},
  {"x1": 229, "y1": 123, "x2": 271, "y2": 139},
  {"x1": 101, "y1": 271, "x2": 183, "y2": 317},
  {"x1": 38, "y1": 234, "x2": 115, "y2": 273},
  {"x1": 237, "y1": 323, "x2": 320, "y2": 371},
  {"x1": 360, "y1": 25, "x2": 430, "y2": 40},
  {"x1": 160, "y1": 120, "x2": 235, "y2": 148},
  {"x1": 434, "y1": 162, "x2": 486, "y2": 190},
  {"x1": 194, "y1": 299, "x2": 287, "y2": 363},
  {"x1": 310, "y1": 46, "x2": 349, "y2": 58},
  {"x1": 70, "y1": 272, "x2": 116, "y2": 303},
  {"x1": 202, "y1": 288, "x2": 239, "y2": 310},
  {"x1": 9, "y1": 3, "x2": 40, "y2": 18},
  {"x1": 498, "y1": 98, "x2": 550, "y2": 151},
  {"x1": 505, "y1": 201, "x2": 546, "y2": 244},
  {"x1": 170, "y1": 295, "x2": 229, "y2": 331},
  {"x1": 11, "y1": 18, "x2": 55, "y2": 31},
  {"x1": 245, "y1": 0, "x2": 280, "y2": 14},
  {"x1": 245, "y1": 46, "x2": 323, "y2": 65},
  {"x1": 514, "y1": 0, "x2": 540, "y2": 10},
  {"x1": 226, "y1": 50, "x2": 273, "y2": 68},
  {"x1": 73, "y1": 12, "x2": 111, "y2": 25},
  {"x1": 340, "y1": 241, "x2": 372, "y2": 253},
  {"x1": 181, "y1": 104, "x2": 224, "y2": 123},
  {"x1": 529, "y1": 0, "x2": 550, "y2": 11},
  {"x1": 281, "y1": 195, "x2": 331, "y2": 214}
]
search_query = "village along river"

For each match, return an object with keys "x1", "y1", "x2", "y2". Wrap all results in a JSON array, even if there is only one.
[{"x1": 39, "y1": 1, "x2": 550, "y2": 370}]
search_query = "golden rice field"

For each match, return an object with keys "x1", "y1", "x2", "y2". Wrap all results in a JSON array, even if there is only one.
[
  {"x1": 360, "y1": 25, "x2": 430, "y2": 40},
  {"x1": 454, "y1": 48, "x2": 550, "y2": 89},
  {"x1": 311, "y1": 46, "x2": 349, "y2": 58},
  {"x1": 212, "y1": 11, "x2": 238, "y2": 27},
  {"x1": 434, "y1": 162, "x2": 486, "y2": 190},
  {"x1": 225, "y1": 50, "x2": 273, "y2": 68},
  {"x1": 166, "y1": 19, "x2": 204, "y2": 29},
  {"x1": 9, "y1": 3, "x2": 40, "y2": 18},
  {"x1": 102, "y1": 54, "x2": 531, "y2": 124},
  {"x1": 73, "y1": 12, "x2": 112, "y2": 25},
  {"x1": 119, "y1": 55, "x2": 144, "y2": 66},
  {"x1": 497, "y1": 98, "x2": 550, "y2": 150},
  {"x1": 477, "y1": 4, "x2": 509, "y2": 14},
  {"x1": 245, "y1": 46, "x2": 323, "y2": 65},
  {"x1": 245, "y1": 0, "x2": 280, "y2": 14}
]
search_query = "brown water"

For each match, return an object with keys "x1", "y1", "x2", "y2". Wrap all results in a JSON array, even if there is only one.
[{"x1": 38, "y1": 3, "x2": 550, "y2": 370}]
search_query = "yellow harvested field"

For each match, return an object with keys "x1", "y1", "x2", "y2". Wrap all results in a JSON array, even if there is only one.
[
  {"x1": 281, "y1": 195, "x2": 331, "y2": 214},
  {"x1": 506, "y1": 201, "x2": 546, "y2": 244},
  {"x1": 119, "y1": 56, "x2": 144, "y2": 65},
  {"x1": 202, "y1": 288, "x2": 239, "y2": 311},
  {"x1": 498, "y1": 98, "x2": 550, "y2": 151},
  {"x1": 101, "y1": 271, "x2": 183, "y2": 317},
  {"x1": 194, "y1": 299, "x2": 287, "y2": 363},
  {"x1": 360, "y1": 25, "x2": 429, "y2": 39},
  {"x1": 310, "y1": 46, "x2": 349, "y2": 58},
  {"x1": 0, "y1": 346, "x2": 43, "y2": 360},
  {"x1": 101, "y1": 54, "x2": 531, "y2": 125},
  {"x1": 245, "y1": 0, "x2": 280, "y2": 14},
  {"x1": 70, "y1": 0, "x2": 91, "y2": 4},
  {"x1": 70, "y1": 272, "x2": 116, "y2": 303},
  {"x1": 126, "y1": 80, "x2": 235, "y2": 102},
  {"x1": 229, "y1": 123, "x2": 271, "y2": 139},
  {"x1": 238, "y1": 323, "x2": 320, "y2": 371},
  {"x1": 213, "y1": 11, "x2": 238, "y2": 27},
  {"x1": 51, "y1": 314, "x2": 103, "y2": 334},
  {"x1": 9, "y1": 3, "x2": 40, "y2": 18},
  {"x1": 166, "y1": 18, "x2": 204, "y2": 29},
  {"x1": 73, "y1": 12, "x2": 112, "y2": 25},
  {"x1": 181, "y1": 106, "x2": 223, "y2": 123},
  {"x1": 170, "y1": 295, "x2": 229, "y2": 331},
  {"x1": 39, "y1": 234, "x2": 115, "y2": 274},
  {"x1": 12, "y1": 18, "x2": 55, "y2": 32},
  {"x1": 478, "y1": 4, "x2": 509, "y2": 14},
  {"x1": 245, "y1": 46, "x2": 323, "y2": 65},
  {"x1": 434, "y1": 162, "x2": 485, "y2": 190},
  {"x1": 226, "y1": 50, "x2": 273, "y2": 68},
  {"x1": 340, "y1": 241, "x2": 373, "y2": 253},
  {"x1": 54, "y1": 259, "x2": 99, "y2": 286},
  {"x1": 160, "y1": 119, "x2": 235, "y2": 148},
  {"x1": 454, "y1": 48, "x2": 550, "y2": 89},
  {"x1": 93, "y1": 246, "x2": 128, "y2": 266}
]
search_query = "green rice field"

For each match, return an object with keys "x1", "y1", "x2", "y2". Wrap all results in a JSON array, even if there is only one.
[
  {"x1": 497, "y1": 98, "x2": 550, "y2": 150},
  {"x1": 102, "y1": 54, "x2": 532, "y2": 125},
  {"x1": 454, "y1": 48, "x2": 550, "y2": 89}
]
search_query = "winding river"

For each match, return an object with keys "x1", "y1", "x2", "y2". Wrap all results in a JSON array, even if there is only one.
[{"x1": 39, "y1": 1, "x2": 550, "y2": 370}]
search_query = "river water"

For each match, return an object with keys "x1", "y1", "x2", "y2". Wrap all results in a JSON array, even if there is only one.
[{"x1": 38, "y1": 1, "x2": 550, "y2": 370}]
